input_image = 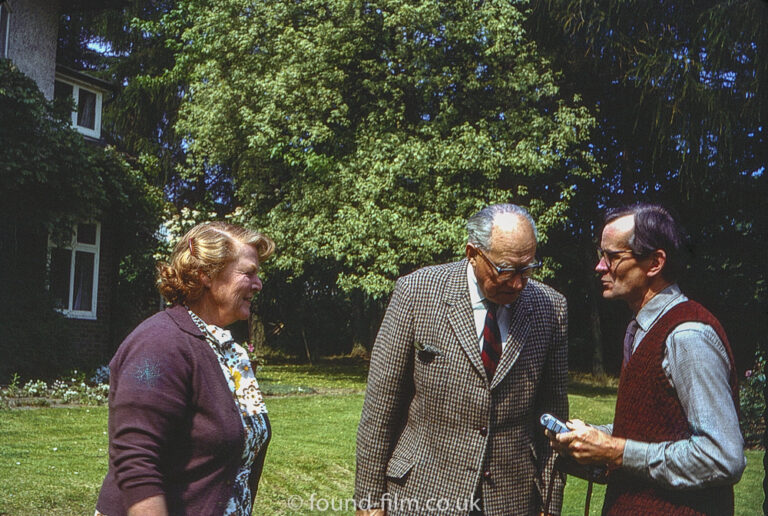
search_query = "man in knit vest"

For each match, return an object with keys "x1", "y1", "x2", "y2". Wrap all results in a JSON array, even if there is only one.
[{"x1": 550, "y1": 203, "x2": 745, "y2": 515}]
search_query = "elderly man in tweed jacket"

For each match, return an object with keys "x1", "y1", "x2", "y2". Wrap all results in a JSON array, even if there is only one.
[{"x1": 355, "y1": 204, "x2": 569, "y2": 516}]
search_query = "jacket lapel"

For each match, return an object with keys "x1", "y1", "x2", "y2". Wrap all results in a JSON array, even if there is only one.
[
  {"x1": 490, "y1": 286, "x2": 532, "y2": 389},
  {"x1": 444, "y1": 260, "x2": 488, "y2": 382},
  {"x1": 167, "y1": 304, "x2": 206, "y2": 338}
]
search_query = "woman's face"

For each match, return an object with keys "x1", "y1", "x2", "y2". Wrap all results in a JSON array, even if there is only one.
[{"x1": 205, "y1": 243, "x2": 262, "y2": 327}]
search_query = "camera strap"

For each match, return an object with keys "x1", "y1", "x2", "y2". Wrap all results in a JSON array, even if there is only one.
[{"x1": 543, "y1": 462, "x2": 594, "y2": 516}]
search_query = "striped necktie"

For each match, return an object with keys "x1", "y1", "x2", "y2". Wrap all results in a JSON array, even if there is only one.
[{"x1": 481, "y1": 301, "x2": 503, "y2": 380}]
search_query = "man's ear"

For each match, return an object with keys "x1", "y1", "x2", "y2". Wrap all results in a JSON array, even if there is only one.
[
  {"x1": 645, "y1": 249, "x2": 667, "y2": 279},
  {"x1": 466, "y1": 243, "x2": 477, "y2": 263}
]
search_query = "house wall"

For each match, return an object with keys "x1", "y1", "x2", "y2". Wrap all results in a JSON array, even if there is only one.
[
  {"x1": 63, "y1": 222, "x2": 115, "y2": 366},
  {"x1": 6, "y1": 0, "x2": 60, "y2": 99}
]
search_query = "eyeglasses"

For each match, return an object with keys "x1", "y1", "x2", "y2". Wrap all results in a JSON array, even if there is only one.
[
  {"x1": 475, "y1": 247, "x2": 542, "y2": 280},
  {"x1": 596, "y1": 248, "x2": 636, "y2": 268}
]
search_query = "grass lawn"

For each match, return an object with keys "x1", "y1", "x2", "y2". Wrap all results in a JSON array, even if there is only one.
[{"x1": 0, "y1": 366, "x2": 764, "y2": 515}]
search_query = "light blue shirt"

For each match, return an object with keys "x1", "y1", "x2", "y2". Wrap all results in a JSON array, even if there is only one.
[{"x1": 598, "y1": 284, "x2": 746, "y2": 488}]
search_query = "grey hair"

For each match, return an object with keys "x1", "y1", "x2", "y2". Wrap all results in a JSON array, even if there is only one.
[{"x1": 466, "y1": 204, "x2": 538, "y2": 250}]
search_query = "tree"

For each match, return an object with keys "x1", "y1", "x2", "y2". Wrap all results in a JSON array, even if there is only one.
[
  {"x1": 528, "y1": 0, "x2": 768, "y2": 372},
  {"x1": 174, "y1": 0, "x2": 600, "y2": 351},
  {"x1": 57, "y1": 1, "x2": 235, "y2": 215}
]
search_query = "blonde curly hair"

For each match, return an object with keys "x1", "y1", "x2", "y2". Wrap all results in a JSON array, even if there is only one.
[{"x1": 157, "y1": 222, "x2": 275, "y2": 306}]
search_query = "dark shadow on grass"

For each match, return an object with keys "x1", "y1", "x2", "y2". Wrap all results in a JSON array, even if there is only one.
[{"x1": 568, "y1": 373, "x2": 619, "y2": 398}]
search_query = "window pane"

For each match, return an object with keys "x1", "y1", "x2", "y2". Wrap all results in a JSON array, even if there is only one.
[
  {"x1": 50, "y1": 248, "x2": 72, "y2": 309},
  {"x1": 77, "y1": 223, "x2": 97, "y2": 245},
  {"x1": 0, "y1": 2, "x2": 10, "y2": 57},
  {"x1": 54, "y1": 81, "x2": 74, "y2": 115},
  {"x1": 54, "y1": 81, "x2": 73, "y2": 102},
  {"x1": 72, "y1": 251, "x2": 95, "y2": 311},
  {"x1": 77, "y1": 89, "x2": 97, "y2": 129},
  {"x1": 0, "y1": 5, "x2": 9, "y2": 59}
]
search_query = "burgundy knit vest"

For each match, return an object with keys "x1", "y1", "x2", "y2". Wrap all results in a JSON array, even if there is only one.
[{"x1": 603, "y1": 300, "x2": 739, "y2": 516}]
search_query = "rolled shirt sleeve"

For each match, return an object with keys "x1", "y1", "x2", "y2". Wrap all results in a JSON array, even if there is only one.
[{"x1": 621, "y1": 322, "x2": 746, "y2": 488}]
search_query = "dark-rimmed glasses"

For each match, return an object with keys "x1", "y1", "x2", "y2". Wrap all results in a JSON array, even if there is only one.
[
  {"x1": 475, "y1": 247, "x2": 542, "y2": 280},
  {"x1": 596, "y1": 248, "x2": 635, "y2": 268}
]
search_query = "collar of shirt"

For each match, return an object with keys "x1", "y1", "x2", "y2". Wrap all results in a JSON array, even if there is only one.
[
  {"x1": 466, "y1": 262, "x2": 514, "y2": 348},
  {"x1": 205, "y1": 325, "x2": 234, "y2": 347},
  {"x1": 187, "y1": 309, "x2": 234, "y2": 350},
  {"x1": 635, "y1": 283, "x2": 688, "y2": 334},
  {"x1": 466, "y1": 261, "x2": 517, "y2": 310},
  {"x1": 467, "y1": 260, "x2": 486, "y2": 310}
]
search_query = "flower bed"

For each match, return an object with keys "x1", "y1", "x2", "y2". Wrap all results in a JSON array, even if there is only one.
[{"x1": 1, "y1": 370, "x2": 109, "y2": 408}]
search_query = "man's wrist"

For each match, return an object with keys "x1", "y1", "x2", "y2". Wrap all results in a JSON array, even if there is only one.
[{"x1": 608, "y1": 436, "x2": 626, "y2": 469}]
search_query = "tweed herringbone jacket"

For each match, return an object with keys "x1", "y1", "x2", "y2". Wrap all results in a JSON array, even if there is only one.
[{"x1": 355, "y1": 260, "x2": 568, "y2": 516}]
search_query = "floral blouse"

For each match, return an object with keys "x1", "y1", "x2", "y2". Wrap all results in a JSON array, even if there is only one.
[{"x1": 188, "y1": 309, "x2": 269, "y2": 516}]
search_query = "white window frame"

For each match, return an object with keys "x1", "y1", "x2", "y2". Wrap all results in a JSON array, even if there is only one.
[
  {"x1": 0, "y1": 1, "x2": 11, "y2": 59},
  {"x1": 48, "y1": 223, "x2": 101, "y2": 320},
  {"x1": 54, "y1": 77, "x2": 103, "y2": 139}
]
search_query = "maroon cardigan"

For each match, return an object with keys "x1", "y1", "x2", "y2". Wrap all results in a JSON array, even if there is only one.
[{"x1": 96, "y1": 305, "x2": 270, "y2": 515}]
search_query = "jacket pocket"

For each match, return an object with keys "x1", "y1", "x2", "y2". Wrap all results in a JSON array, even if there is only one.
[{"x1": 386, "y1": 455, "x2": 415, "y2": 483}]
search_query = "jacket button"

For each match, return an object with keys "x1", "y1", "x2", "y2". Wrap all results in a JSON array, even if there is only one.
[
  {"x1": 480, "y1": 426, "x2": 488, "y2": 437},
  {"x1": 483, "y1": 470, "x2": 491, "y2": 479}
]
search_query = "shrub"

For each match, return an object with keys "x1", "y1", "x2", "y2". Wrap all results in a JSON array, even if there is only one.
[{"x1": 739, "y1": 348, "x2": 766, "y2": 448}]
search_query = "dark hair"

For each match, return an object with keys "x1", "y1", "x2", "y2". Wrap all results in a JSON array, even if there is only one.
[{"x1": 604, "y1": 203, "x2": 686, "y2": 282}]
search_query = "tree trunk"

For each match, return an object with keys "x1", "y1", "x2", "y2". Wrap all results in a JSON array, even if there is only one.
[
  {"x1": 589, "y1": 289, "x2": 606, "y2": 376},
  {"x1": 586, "y1": 248, "x2": 606, "y2": 376},
  {"x1": 249, "y1": 313, "x2": 267, "y2": 354},
  {"x1": 367, "y1": 299, "x2": 384, "y2": 348},
  {"x1": 302, "y1": 328, "x2": 314, "y2": 365}
]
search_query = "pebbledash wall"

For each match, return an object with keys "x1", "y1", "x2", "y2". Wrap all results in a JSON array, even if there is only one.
[{"x1": 5, "y1": 0, "x2": 60, "y2": 100}]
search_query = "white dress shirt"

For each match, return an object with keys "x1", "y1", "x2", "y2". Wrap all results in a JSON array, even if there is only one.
[{"x1": 467, "y1": 262, "x2": 513, "y2": 352}]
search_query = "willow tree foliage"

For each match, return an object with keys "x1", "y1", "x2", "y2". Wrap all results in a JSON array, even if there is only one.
[
  {"x1": 528, "y1": 0, "x2": 768, "y2": 373},
  {"x1": 57, "y1": 3, "x2": 200, "y2": 204},
  {"x1": 176, "y1": 0, "x2": 599, "y2": 300}
]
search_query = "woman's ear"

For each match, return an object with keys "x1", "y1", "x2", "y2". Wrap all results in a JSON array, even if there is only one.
[{"x1": 199, "y1": 270, "x2": 212, "y2": 288}]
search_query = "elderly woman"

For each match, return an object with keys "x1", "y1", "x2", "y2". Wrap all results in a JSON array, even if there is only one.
[{"x1": 95, "y1": 222, "x2": 274, "y2": 516}]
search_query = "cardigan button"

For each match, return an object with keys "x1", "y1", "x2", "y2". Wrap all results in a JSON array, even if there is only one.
[
  {"x1": 483, "y1": 470, "x2": 491, "y2": 479},
  {"x1": 479, "y1": 426, "x2": 488, "y2": 437}
]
